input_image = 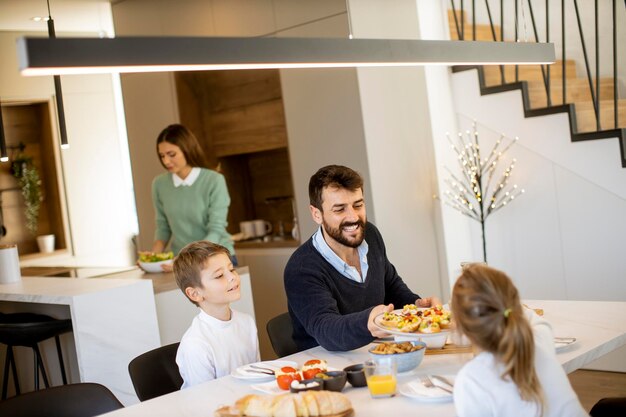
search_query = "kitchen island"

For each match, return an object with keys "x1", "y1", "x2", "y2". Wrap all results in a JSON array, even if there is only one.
[{"x1": 0, "y1": 276, "x2": 160, "y2": 405}]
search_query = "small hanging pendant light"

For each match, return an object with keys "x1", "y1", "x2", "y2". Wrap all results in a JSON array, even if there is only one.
[{"x1": 47, "y1": 0, "x2": 69, "y2": 150}]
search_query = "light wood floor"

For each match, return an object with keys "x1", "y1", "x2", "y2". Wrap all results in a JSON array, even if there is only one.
[{"x1": 569, "y1": 370, "x2": 626, "y2": 412}]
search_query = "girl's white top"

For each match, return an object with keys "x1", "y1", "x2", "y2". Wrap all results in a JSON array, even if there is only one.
[{"x1": 454, "y1": 309, "x2": 588, "y2": 417}]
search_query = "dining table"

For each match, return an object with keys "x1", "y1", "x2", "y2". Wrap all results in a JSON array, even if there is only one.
[{"x1": 101, "y1": 299, "x2": 626, "y2": 417}]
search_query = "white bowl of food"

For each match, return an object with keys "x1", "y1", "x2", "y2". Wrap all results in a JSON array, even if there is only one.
[{"x1": 138, "y1": 252, "x2": 174, "y2": 273}]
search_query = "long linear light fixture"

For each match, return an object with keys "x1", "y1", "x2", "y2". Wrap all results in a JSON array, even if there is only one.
[{"x1": 17, "y1": 37, "x2": 555, "y2": 76}]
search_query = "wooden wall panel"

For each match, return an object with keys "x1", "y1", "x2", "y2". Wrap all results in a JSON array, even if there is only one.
[{"x1": 0, "y1": 103, "x2": 67, "y2": 255}]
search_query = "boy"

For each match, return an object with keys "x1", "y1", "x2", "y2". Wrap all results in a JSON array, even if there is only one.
[{"x1": 174, "y1": 241, "x2": 259, "y2": 388}]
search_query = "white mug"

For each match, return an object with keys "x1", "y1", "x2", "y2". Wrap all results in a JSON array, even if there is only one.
[
  {"x1": 252, "y1": 220, "x2": 272, "y2": 237},
  {"x1": 239, "y1": 221, "x2": 256, "y2": 239}
]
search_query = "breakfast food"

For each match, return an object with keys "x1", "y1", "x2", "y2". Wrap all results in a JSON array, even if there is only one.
[
  {"x1": 378, "y1": 304, "x2": 452, "y2": 333},
  {"x1": 302, "y1": 359, "x2": 328, "y2": 380},
  {"x1": 226, "y1": 391, "x2": 353, "y2": 417},
  {"x1": 276, "y1": 367, "x2": 302, "y2": 391},
  {"x1": 137, "y1": 251, "x2": 174, "y2": 263},
  {"x1": 370, "y1": 341, "x2": 424, "y2": 354}
]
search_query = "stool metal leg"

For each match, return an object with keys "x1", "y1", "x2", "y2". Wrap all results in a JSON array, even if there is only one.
[
  {"x1": 54, "y1": 335, "x2": 68, "y2": 385},
  {"x1": 2, "y1": 346, "x2": 21, "y2": 399},
  {"x1": 32, "y1": 344, "x2": 50, "y2": 389},
  {"x1": 2, "y1": 346, "x2": 10, "y2": 400},
  {"x1": 9, "y1": 346, "x2": 20, "y2": 395}
]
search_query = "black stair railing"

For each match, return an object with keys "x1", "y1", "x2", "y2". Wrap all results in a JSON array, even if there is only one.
[{"x1": 448, "y1": 0, "x2": 625, "y2": 132}]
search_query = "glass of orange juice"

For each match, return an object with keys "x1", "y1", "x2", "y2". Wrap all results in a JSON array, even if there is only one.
[{"x1": 363, "y1": 358, "x2": 397, "y2": 398}]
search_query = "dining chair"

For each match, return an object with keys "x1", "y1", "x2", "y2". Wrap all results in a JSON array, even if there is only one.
[
  {"x1": 128, "y1": 342, "x2": 183, "y2": 401},
  {"x1": 590, "y1": 397, "x2": 626, "y2": 417},
  {"x1": 0, "y1": 382, "x2": 123, "y2": 417},
  {"x1": 266, "y1": 312, "x2": 300, "y2": 358}
]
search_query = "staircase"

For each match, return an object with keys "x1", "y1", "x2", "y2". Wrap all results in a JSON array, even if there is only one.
[{"x1": 447, "y1": 7, "x2": 626, "y2": 167}]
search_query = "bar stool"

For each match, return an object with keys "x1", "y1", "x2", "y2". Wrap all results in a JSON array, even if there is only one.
[{"x1": 0, "y1": 312, "x2": 73, "y2": 399}]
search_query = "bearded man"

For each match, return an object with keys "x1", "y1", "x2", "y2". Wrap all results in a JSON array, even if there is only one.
[{"x1": 284, "y1": 165, "x2": 440, "y2": 351}]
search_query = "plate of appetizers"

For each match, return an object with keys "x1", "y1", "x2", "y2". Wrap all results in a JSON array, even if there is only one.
[{"x1": 373, "y1": 304, "x2": 452, "y2": 337}]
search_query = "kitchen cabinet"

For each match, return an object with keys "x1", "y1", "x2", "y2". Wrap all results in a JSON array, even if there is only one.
[{"x1": 236, "y1": 247, "x2": 296, "y2": 360}]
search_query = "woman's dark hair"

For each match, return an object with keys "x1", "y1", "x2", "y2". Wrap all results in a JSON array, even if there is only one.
[
  {"x1": 156, "y1": 124, "x2": 208, "y2": 169},
  {"x1": 451, "y1": 264, "x2": 544, "y2": 413},
  {"x1": 308, "y1": 165, "x2": 364, "y2": 211}
]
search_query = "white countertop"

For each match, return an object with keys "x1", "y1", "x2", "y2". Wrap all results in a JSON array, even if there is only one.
[
  {"x1": 100, "y1": 299, "x2": 626, "y2": 417},
  {"x1": 0, "y1": 276, "x2": 151, "y2": 304}
]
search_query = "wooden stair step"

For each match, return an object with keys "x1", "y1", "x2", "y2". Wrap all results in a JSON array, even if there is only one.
[
  {"x1": 527, "y1": 78, "x2": 616, "y2": 108},
  {"x1": 450, "y1": 25, "x2": 501, "y2": 41},
  {"x1": 483, "y1": 61, "x2": 578, "y2": 85},
  {"x1": 574, "y1": 99, "x2": 626, "y2": 132}
]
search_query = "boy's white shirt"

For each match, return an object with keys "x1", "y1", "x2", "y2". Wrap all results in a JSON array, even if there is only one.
[
  {"x1": 453, "y1": 309, "x2": 588, "y2": 417},
  {"x1": 176, "y1": 308, "x2": 260, "y2": 389}
]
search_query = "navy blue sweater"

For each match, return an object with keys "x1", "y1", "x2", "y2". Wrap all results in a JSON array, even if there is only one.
[{"x1": 284, "y1": 222, "x2": 420, "y2": 351}]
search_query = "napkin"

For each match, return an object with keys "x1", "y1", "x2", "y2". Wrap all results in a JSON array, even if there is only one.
[{"x1": 406, "y1": 380, "x2": 451, "y2": 398}]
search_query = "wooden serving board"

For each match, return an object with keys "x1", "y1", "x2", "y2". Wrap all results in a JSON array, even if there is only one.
[
  {"x1": 425, "y1": 343, "x2": 473, "y2": 355},
  {"x1": 215, "y1": 406, "x2": 354, "y2": 417}
]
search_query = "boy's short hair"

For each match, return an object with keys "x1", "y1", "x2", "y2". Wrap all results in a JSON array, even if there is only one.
[
  {"x1": 308, "y1": 165, "x2": 364, "y2": 211},
  {"x1": 174, "y1": 241, "x2": 231, "y2": 305}
]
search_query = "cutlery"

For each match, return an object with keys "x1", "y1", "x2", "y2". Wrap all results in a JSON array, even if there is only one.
[
  {"x1": 431, "y1": 375, "x2": 455, "y2": 388},
  {"x1": 422, "y1": 375, "x2": 453, "y2": 394},
  {"x1": 244, "y1": 368, "x2": 274, "y2": 376},
  {"x1": 249, "y1": 364, "x2": 276, "y2": 374},
  {"x1": 554, "y1": 337, "x2": 576, "y2": 343}
]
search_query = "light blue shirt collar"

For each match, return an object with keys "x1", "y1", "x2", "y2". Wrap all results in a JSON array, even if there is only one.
[{"x1": 312, "y1": 226, "x2": 369, "y2": 283}]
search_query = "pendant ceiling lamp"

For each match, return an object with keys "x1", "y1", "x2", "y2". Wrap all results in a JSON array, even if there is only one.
[
  {"x1": 0, "y1": 99, "x2": 7, "y2": 162},
  {"x1": 16, "y1": 36, "x2": 555, "y2": 76},
  {"x1": 46, "y1": 0, "x2": 69, "y2": 149}
]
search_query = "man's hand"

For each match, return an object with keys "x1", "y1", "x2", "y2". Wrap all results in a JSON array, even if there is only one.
[
  {"x1": 416, "y1": 296, "x2": 443, "y2": 308},
  {"x1": 368, "y1": 304, "x2": 394, "y2": 338}
]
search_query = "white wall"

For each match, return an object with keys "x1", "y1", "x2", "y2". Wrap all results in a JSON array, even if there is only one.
[{"x1": 451, "y1": 68, "x2": 626, "y2": 302}]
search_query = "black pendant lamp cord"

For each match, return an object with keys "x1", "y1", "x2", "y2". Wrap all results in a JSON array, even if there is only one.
[
  {"x1": 47, "y1": 0, "x2": 69, "y2": 149},
  {"x1": 0, "y1": 100, "x2": 7, "y2": 162}
]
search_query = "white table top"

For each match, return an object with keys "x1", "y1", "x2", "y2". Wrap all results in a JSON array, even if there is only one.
[{"x1": 101, "y1": 299, "x2": 626, "y2": 417}]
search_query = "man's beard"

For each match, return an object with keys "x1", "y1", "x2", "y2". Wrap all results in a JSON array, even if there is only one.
[{"x1": 322, "y1": 218, "x2": 366, "y2": 248}]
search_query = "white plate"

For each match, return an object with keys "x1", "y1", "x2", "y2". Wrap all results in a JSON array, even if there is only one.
[
  {"x1": 139, "y1": 260, "x2": 173, "y2": 273},
  {"x1": 231, "y1": 360, "x2": 297, "y2": 381},
  {"x1": 554, "y1": 337, "x2": 577, "y2": 353},
  {"x1": 373, "y1": 309, "x2": 451, "y2": 338},
  {"x1": 399, "y1": 379, "x2": 453, "y2": 403}
]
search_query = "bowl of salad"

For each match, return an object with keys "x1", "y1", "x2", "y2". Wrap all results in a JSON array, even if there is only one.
[{"x1": 138, "y1": 251, "x2": 174, "y2": 273}]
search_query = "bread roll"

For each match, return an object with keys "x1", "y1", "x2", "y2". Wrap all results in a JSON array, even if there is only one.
[
  {"x1": 292, "y1": 393, "x2": 309, "y2": 417},
  {"x1": 235, "y1": 391, "x2": 351, "y2": 417},
  {"x1": 302, "y1": 391, "x2": 320, "y2": 417}
]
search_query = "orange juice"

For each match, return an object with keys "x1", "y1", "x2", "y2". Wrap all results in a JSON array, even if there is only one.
[{"x1": 366, "y1": 374, "x2": 397, "y2": 397}]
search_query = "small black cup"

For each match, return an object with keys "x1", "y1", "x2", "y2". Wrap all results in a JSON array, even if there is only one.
[
  {"x1": 289, "y1": 378, "x2": 324, "y2": 393},
  {"x1": 343, "y1": 364, "x2": 367, "y2": 388}
]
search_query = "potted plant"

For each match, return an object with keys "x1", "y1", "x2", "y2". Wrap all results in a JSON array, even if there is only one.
[{"x1": 11, "y1": 154, "x2": 44, "y2": 237}]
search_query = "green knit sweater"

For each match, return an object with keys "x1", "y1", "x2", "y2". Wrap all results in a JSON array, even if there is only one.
[{"x1": 151, "y1": 168, "x2": 234, "y2": 255}]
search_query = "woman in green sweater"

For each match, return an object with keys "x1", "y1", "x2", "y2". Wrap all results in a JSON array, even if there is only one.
[{"x1": 149, "y1": 124, "x2": 235, "y2": 271}]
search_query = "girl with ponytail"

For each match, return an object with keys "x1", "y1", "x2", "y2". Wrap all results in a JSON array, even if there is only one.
[{"x1": 451, "y1": 264, "x2": 587, "y2": 417}]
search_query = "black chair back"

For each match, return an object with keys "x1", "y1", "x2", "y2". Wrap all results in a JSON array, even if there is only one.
[
  {"x1": 0, "y1": 383, "x2": 123, "y2": 417},
  {"x1": 128, "y1": 342, "x2": 183, "y2": 401},
  {"x1": 266, "y1": 312, "x2": 300, "y2": 357}
]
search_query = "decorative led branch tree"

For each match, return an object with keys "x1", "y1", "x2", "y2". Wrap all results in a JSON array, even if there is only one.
[{"x1": 442, "y1": 123, "x2": 524, "y2": 263}]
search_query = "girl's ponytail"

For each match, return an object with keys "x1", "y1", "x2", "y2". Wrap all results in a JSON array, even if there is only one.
[{"x1": 451, "y1": 264, "x2": 544, "y2": 415}]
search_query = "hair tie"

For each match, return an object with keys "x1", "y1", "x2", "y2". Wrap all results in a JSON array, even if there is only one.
[{"x1": 503, "y1": 308, "x2": 512, "y2": 318}]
